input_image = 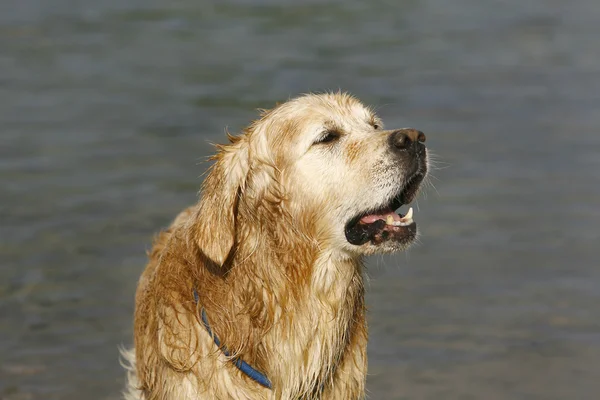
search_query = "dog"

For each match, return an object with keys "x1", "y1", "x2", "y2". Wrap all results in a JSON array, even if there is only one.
[{"x1": 122, "y1": 92, "x2": 428, "y2": 399}]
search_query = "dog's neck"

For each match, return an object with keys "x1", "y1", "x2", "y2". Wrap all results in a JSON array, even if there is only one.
[{"x1": 189, "y1": 218, "x2": 365, "y2": 396}]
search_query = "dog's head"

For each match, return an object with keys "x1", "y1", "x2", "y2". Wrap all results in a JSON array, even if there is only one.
[{"x1": 197, "y1": 92, "x2": 428, "y2": 265}]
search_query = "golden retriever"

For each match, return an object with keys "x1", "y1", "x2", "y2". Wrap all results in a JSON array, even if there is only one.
[{"x1": 122, "y1": 92, "x2": 428, "y2": 399}]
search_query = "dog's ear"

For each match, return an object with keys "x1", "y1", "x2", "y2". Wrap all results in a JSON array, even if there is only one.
[{"x1": 195, "y1": 134, "x2": 250, "y2": 267}]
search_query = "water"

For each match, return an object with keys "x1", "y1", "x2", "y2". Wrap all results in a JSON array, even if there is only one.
[{"x1": 1, "y1": 0, "x2": 599, "y2": 399}]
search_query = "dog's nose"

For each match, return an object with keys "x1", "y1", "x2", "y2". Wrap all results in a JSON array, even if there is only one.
[{"x1": 389, "y1": 129, "x2": 426, "y2": 153}]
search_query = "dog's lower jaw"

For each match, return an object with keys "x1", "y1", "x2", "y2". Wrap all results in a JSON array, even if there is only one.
[
  {"x1": 341, "y1": 231, "x2": 417, "y2": 257},
  {"x1": 356, "y1": 236, "x2": 417, "y2": 256}
]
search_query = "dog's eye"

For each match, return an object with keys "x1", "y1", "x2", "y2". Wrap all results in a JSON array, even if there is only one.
[
  {"x1": 373, "y1": 124, "x2": 380, "y2": 129},
  {"x1": 313, "y1": 129, "x2": 341, "y2": 145}
]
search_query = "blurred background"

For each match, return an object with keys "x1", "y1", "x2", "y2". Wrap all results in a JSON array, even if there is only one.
[{"x1": 1, "y1": 0, "x2": 599, "y2": 399}]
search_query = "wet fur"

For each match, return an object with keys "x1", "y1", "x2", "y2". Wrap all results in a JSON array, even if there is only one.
[{"x1": 124, "y1": 93, "x2": 423, "y2": 399}]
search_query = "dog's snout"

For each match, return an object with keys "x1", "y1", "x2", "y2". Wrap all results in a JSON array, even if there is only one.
[{"x1": 389, "y1": 129, "x2": 426, "y2": 154}]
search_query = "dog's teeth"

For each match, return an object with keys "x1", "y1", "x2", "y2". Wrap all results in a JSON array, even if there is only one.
[
  {"x1": 387, "y1": 207, "x2": 415, "y2": 227},
  {"x1": 392, "y1": 220, "x2": 412, "y2": 227},
  {"x1": 390, "y1": 207, "x2": 415, "y2": 226}
]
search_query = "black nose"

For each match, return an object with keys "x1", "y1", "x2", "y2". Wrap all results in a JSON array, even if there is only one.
[{"x1": 389, "y1": 128, "x2": 426, "y2": 152}]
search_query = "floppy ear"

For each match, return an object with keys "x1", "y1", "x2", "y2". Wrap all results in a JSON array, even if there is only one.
[{"x1": 195, "y1": 134, "x2": 250, "y2": 267}]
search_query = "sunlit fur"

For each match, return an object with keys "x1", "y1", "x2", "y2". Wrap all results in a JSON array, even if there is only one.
[{"x1": 123, "y1": 92, "x2": 427, "y2": 399}]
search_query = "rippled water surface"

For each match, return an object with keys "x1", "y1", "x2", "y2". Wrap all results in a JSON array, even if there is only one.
[{"x1": 2, "y1": 0, "x2": 599, "y2": 399}]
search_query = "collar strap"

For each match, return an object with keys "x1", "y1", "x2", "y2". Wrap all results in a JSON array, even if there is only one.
[{"x1": 193, "y1": 289, "x2": 272, "y2": 389}]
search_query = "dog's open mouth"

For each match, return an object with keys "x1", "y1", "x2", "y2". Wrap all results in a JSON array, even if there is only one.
[{"x1": 345, "y1": 172, "x2": 425, "y2": 246}]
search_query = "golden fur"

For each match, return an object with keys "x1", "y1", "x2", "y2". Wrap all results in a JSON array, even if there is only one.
[{"x1": 123, "y1": 92, "x2": 428, "y2": 399}]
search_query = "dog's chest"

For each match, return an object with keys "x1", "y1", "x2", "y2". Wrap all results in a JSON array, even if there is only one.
[{"x1": 265, "y1": 258, "x2": 362, "y2": 396}]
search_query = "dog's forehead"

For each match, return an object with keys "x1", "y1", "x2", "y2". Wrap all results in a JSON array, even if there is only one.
[{"x1": 295, "y1": 93, "x2": 374, "y2": 124}]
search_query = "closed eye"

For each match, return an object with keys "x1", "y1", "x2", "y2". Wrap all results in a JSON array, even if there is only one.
[
  {"x1": 313, "y1": 129, "x2": 341, "y2": 145},
  {"x1": 369, "y1": 117, "x2": 382, "y2": 130}
]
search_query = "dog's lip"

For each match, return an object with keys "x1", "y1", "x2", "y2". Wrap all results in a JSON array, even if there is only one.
[
  {"x1": 344, "y1": 171, "x2": 425, "y2": 246},
  {"x1": 344, "y1": 208, "x2": 417, "y2": 246},
  {"x1": 398, "y1": 171, "x2": 426, "y2": 205},
  {"x1": 344, "y1": 196, "x2": 417, "y2": 246},
  {"x1": 345, "y1": 200, "x2": 413, "y2": 234}
]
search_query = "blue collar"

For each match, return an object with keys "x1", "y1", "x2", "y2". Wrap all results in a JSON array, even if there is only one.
[{"x1": 193, "y1": 289, "x2": 272, "y2": 389}]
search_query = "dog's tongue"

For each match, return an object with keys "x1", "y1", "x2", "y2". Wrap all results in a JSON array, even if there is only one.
[{"x1": 360, "y1": 207, "x2": 402, "y2": 224}]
